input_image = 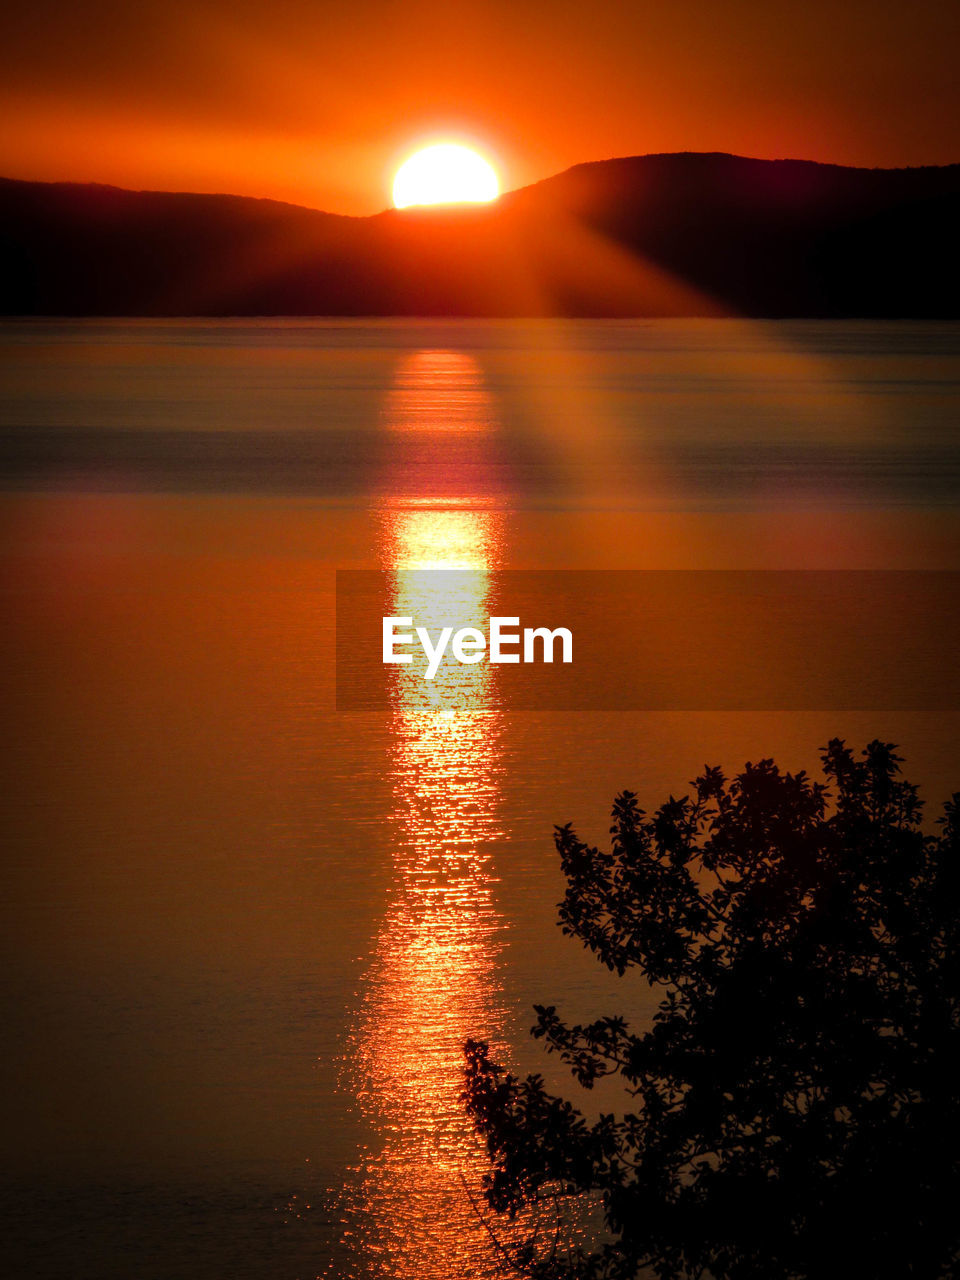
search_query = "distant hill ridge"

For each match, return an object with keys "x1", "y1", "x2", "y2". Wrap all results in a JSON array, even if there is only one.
[{"x1": 1, "y1": 152, "x2": 957, "y2": 316}]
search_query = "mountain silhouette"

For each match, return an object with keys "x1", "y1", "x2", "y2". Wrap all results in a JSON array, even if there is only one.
[{"x1": 1, "y1": 153, "x2": 958, "y2": 316}]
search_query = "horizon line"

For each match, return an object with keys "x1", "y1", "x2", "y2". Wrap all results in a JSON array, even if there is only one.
[{"x1": 3, "y1": 149, "x2": 960, "y2": 220}]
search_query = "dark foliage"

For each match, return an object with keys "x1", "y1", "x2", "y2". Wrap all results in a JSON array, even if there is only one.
[{"x1": 464, "y1": 741, "x2": 960, "y2": 1279}]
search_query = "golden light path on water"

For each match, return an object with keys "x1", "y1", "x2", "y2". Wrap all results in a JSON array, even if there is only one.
[
  {"x1": 334, "y1": 352, "x2": 516, "y2": 1278},
  {"x1": 318, "y1": 327, "x2": 885, "y2": 1277}
]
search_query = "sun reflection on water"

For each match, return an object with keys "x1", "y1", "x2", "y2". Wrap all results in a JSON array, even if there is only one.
[{"x1": 336, "y1": 352, "x2": 512, "y2": 1277}]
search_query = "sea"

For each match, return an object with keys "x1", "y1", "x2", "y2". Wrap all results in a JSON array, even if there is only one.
[{"x1": 1, "y1": 318, "x2": 958, "y2": 1278}]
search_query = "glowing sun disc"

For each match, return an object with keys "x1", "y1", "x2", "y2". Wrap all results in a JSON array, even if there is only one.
[{"x1": 392, "y1": 144, "x2": 500, "y2": 209}]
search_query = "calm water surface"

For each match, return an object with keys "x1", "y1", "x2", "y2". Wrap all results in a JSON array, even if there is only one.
[{"x1": 1, "y1": 320, "x2": 959, "y2": 1278}]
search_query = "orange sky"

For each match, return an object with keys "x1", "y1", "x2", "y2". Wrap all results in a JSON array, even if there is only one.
[{"x1": 1, "y1": 0, "x2": 958, "y2": 215}]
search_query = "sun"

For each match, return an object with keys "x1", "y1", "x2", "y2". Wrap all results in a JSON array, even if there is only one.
[{"x1": 392, "y1": 143, "x2": 500, "y2": 209}]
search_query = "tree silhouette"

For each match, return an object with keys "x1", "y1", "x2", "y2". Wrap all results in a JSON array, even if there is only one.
[{"x1": 464, "y1": 741, "x2": 960, "y2": 1279}]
